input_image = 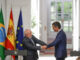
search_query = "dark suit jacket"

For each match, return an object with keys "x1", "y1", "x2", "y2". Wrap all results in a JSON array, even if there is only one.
[
  {"x1": 47, "y1": 29, "x2": 67, "y2": 58},
  {"x1": 22, "y1": 35, "x2": 46, "y2": 58}
]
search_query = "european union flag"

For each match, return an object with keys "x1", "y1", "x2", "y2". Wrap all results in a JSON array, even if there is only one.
[{"x1": 16, "y1": 10, "x2": 24, "y2": 50}]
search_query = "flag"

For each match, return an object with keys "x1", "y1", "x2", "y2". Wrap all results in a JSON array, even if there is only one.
[
  {"x1": 0, "y1": 8, "x2": 6, "y2": 60},
  {"x1": 16, "y1": 10, "x2": 24, "y2": 50},
  {"x1": 5, "y1": 9, "x2": 15, "y2": 60}
]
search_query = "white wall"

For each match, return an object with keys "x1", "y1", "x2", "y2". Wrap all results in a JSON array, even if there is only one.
[
  {"x1": 5, "y1": 0, "x2": 31, "y2": 34},
  {"x1": 40, "y1": 0, "x2": 48, "y2": 43}
]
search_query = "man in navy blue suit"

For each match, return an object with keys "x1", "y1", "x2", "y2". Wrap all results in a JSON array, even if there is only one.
[{"x1": 42, "y1": 21, "x2": 67, "y2": 60}]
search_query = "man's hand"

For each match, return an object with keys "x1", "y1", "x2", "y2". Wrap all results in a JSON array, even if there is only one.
[{"x1": 41, "y1": 45, "x2": 47, "y2": 50}]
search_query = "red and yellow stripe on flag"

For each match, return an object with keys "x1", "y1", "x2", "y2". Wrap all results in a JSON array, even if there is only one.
[{"x1": 5, "y1": 9, "x2": 16, "y2": 60}]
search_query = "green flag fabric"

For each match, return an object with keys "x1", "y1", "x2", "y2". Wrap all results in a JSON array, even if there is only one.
[{"x1": 0, "y1": 9, "x2": 6, "y2": 60}]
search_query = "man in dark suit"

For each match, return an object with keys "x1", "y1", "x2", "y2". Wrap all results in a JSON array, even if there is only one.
[
  {"x1": 42, "y1": 22, "x2": 67, "y2": 60},
  {"x1": 22, "y1": 29, "x2": 47, "y2": 60}
]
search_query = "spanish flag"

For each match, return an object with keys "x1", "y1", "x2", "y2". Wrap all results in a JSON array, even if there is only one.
[
  {"x1": 0, "y1": 8, "x2": 6, "y2": 60},
  {"x1": 5, "y1": 9, "x2": 15, "y2": 60}
]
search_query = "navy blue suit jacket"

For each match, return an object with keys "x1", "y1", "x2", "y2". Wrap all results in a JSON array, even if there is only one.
[{"x1": 47, "y1": 29, "x2": 67, "y2": 58}]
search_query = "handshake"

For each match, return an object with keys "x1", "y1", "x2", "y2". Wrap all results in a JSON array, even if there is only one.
[{"x1": 41, "y1": 45, "x2": 47, "y2": 50}]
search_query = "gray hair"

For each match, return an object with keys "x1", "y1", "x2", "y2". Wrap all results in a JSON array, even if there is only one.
[{"x1": 24, "y1": 29, "x2": 32, "y2": 35}]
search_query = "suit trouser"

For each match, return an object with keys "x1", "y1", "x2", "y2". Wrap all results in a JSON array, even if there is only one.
[
  {"x1": 56, "y1": 58, "x2": 65, "y2": 60},
  {"x1": 23, "y1": 55, "x2": 38, "y2": 60}
]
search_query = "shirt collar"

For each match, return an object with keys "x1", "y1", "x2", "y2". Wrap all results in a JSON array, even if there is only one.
[{"x1": 29, "y1": 36, "x2": 32, "y2": 39}]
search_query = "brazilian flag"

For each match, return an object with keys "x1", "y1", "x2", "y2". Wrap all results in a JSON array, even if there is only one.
[{"x1": 0, "y1": 8, "x2": 6, "y2": 60}]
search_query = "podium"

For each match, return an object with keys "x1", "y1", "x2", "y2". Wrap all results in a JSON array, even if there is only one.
[
  {"x1": 5, "y1": 50, "x2": 27, "y2": 56},
  {"x1": 70, "y1": 51, "x2": 80, "y2": 56}
]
